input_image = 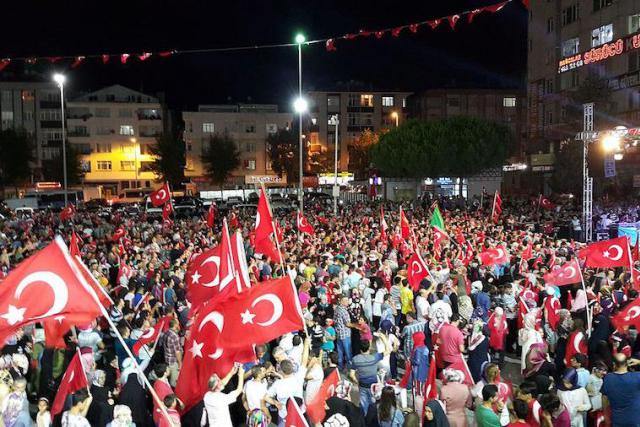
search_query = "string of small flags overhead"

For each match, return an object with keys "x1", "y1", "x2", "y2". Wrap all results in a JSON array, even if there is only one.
[{"x1": 0, "y1": 0, "x2": 525, "y2": 73}]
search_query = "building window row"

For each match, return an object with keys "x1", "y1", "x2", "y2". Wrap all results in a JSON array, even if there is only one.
[
  {"x1": 503, "y1": 97, "x2": 517, "y2": 108},
  {"x1": 592, "y1": 24, "x2": 613, "y2": 47},
  {"x1": 593, "y1": 0, "x2": 613, "y2": 12}
]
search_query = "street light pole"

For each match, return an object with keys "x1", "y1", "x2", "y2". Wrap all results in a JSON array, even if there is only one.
[
  {"x1": 295, "y1": 33, "x2": 306, "y2": 215},
  {"x1": 53, "y1": 74, "x2": 68, "y2": 205},
  {"x1": 131, "y1": 138, "x2": 138, "y2": 188},
  {"x1": 329, "y1": 115, "x2": 339, "y2": 216}
]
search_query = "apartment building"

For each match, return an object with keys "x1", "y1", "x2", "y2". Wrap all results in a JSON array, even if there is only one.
[
  {"x1": 307, "y1": 91, "x2": 412, "y2": 174},
  {"x1": 408, "y1": 89, "x2": 528, "y2": 157},
  {"x1": 182, "y1": 104, "x2": 293, "y2": 189},
  {"x1": 0, "y1": 81, "x2": 65, "y2": 179},
  {"x1": 66, "y1": 85, "x2": 164, "y2": 198}
]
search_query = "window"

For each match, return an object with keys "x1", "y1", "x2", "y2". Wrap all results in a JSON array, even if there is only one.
[
  {"x1": 70, "y1": 126, "x2": 88, "y2": 136},
  {"x1": 266, "y1": 123, "x2": 278, "y2": 134},
  {"x1": 118, "y1": 109, "x2": 132, "y2": 118},
  {"x1": 96, "y1": 161, "x2": 112, "y2": 171},
  {"x1": 39, "y1": 110, "x2": 61, "y2": 121},
  {"x1": 96, "y1": 127, "x2": 113, "y2": 135},
  {"x1": 140, "y1": 161, "x2": 153, "y2": 172},
  {"x1": 244, "y1": 159, "x2": 256, "y2": 170},
  {"x1": 561, "y1": 4, "x2": 579, "y2": 26},
  {"x1": 119, "y1": 125, "x2": 134, "y2": 136},
  {"x1": 547, "y1": 110, "x2": 553, "y2": 125},
  {"x1": 1, "y1": 111, "x2": 13, "y2": 122},
  {"x1": 327, "y1": 95, "x2": 340, "y2": 111},
  {"x1": 402, "y1": 98, "x2": 407, "y2": 108},
  {"x1": 95, "y1": 108, "x2": 110, "y2": 118},
  {"x1": 561, "y1": 70, "x2": 580, "y2": 89},
  {"x1": 547, "y1": 17, "x2": 554, "y2": 33},
  {"x1": 21, "y1": 90, "x2": 34, "y2": 101},
  {"x1": 76, "y1": 143, "x2": 92, "y2": 155},
  {"x1": 120, "y1": 161, "x2": 136, "y2": 171},
  {"x1": 202, "y1": 123, "x2": 215, "y2": 133},
  {"x1": 80, "y1": 160, "x2": 91, "y2": 172},
  {"x1": 629, "y1": 14, "x2": 640, "y2": 34},
  {"x1": 23, "y1": 111, "x2": 33, "y2": 121},
  {"x1": 245, "y1": 143, "x2": 256, "y2": 153},
  {"x1": 593, "y1": 0, "x2": 613, "y2": 12},
  {"x1": 592, "y1": 24, "x2": 613, "y2": 47},
  {"x1": 244, "y1": 123, "x2": 256, "y2": 133},
  {"x1": 630, "y1": 51, "x2": 640, "y2": 72},
  {"x1": 503, "y1": 97, "x2": 517, "y2": 107},
  {"x1": 140, "y1": 144, "x2": 153, "y2": 155},
  {"x1": 95, "y1": 143, "x2": 112, "y2": 153},
  {"x1": 382, "y1": 96, "x2": 394, "y2": 107},
  {"x1": 562, "y1": 37, "x2": 580, "y2": 57},
  {"x1": 360, "y1": 94, "x2": 373, "y2": 107},
  {"x1": 546, "y1": 79, "x2": 554, "y2": 94}
]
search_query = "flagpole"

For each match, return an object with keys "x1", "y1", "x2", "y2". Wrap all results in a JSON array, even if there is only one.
[
  {"x1": 150, "y1": 320, "x2": 166, "y2": 355},
  {"x1": 491, "y1": 191, "x2": 496, "y2": 222},
  {"x1": 59, "y1": 238, "x2": 176, "y2": 427},
  {"x1": 272, "y1": 220, "x2": 286, "y2": 274},
  {"x1": 578, "y1": 267, "x2": 592, "y2": 338}
]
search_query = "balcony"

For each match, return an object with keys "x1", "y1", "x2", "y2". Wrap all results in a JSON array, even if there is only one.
[
  {"x1": 39, "y1": 101, "x2": 60, "y2": 109},
  {"x1": 347, "y1": 106, "x2": 374, "y2": 113},
  {"x1": 139, "y1": 129, "x2": 161, "y2": 137},
  {"x1": 40, "y1": 120, "x2": 62, "y2": 129},
  {"x1": 67, "y1": 130, "x2": 90, "y2": 137}
]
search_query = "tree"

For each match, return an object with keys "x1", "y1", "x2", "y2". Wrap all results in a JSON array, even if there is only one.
[
  {"x1": 550, "y1": 139, "x2": 583, "y2": 195},
  {"x1": 266, "y1": 128, "x2": 299, "y2": 183},
  {"x1": 41, "y1": 143, "x2": 85, "y2": 185},
  {"x1": 201, "y1": 132, "x2": 240, "y2": 189},
  {"x1": 370, "y1": 117, "x2": 514, "y2": 180},
  {"x1": 0, "y1": 128, "x2": 34, "y2": 195},
  {"x1": 148, "y1": 133, "x2": 186, "y2": 189},
  {"x1": 308, "y1": 148, "x2": 335, "y2": 175},
  {"x1": 349, "y1": 129, "x2": 380, "y2": 179}
]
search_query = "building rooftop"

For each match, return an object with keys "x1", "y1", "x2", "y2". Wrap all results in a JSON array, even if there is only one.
[{"x1": 195, "y1": 103, "x2": 280, "y2": 113}]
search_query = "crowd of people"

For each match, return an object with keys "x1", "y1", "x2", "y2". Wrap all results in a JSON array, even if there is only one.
[{"x1": 0, "y1": 193, "x2": 638, "y2": 427}]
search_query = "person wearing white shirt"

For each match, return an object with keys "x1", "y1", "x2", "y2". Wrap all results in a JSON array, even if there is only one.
[
  {"x1": 415, "y1": 288, "x2": 431, "y2": 322},
  {"x1": 243, "y1": 366, "x2": 269, "y2": 420},
  {"x1": 203, "y1": 365, "x2": 245, "y2": 427}
]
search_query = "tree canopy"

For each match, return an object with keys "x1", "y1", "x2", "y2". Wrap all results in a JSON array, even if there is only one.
[
  {"x1": 369, "y1": 117, "x2": 514, "y2": 178},
  {"x1": 201, "y1": 132, "x2": 240, "y2": 188},
  {"x1": 349, "y1": 129, "x2": 380, "y2": 179},
  {"x1": 41, "y1": 143, "x2": 84, "y2": 185},
  {"x1": 266, "y1": 128, "x2": 299, "y2": 183},
  {"x1": 148, "y1": 133, "x2": 186, "y2": 189},
  {"x1": 0, "y1": 129, "x2": 34, "y2": 190}
]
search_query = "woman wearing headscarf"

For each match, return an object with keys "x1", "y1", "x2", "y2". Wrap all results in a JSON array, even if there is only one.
[
  {"x1": 106, "y1": 405, "x2": 136, "y2": 427},
  {"x1": 519, "y1": 309, "x2": 543, "y2": 373},
  {"x1": 439, "y1": 369, "x2": 471, "y2": 427},
  {"x1": 423, "y1": 399, "x2": 450, "y2": 427},
  {"x1": 588, "y1": 299, "x2": 614, "y2": 361},
  {"x1": 554, "y1": 309, "x2": 573, "y2": 375},
  {"x1": 557, "y1": 368, "x2": 590, "y2": 427},
  {"x1": 118, "y1": 359, "x2": 152, "y2": 427},
  {"x1": 467, "y1": 321, "x2": 490, "y2": 383},
  {"x1": 457, "y1": 295, "x2": 473, "y2": 323},
  {"x1": 87, "y1": 370, "x2": 113, "y2": 427},
  {"x1": 1, "y1": 390, "x2": 31, "y2": 427},
  {"x1": 349, "y1": 288, "x2": 363, "y2": 355}
]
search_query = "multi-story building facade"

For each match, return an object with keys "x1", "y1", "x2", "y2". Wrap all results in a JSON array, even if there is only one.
[
  {"x1": 0, "y1": 81, "x2": 65, "y2": 180},
  {"x1": 408, "y1": 89, "x2": 528, "y2": 158},
  {"x1": 66, "y1": 85, "x2": 164, "y2": 198},
  {"x1": 182, "y1": 104, "x2": 293, "y2": 188},
  {"x1": 528, "y1": 0, "x2": 640, "y2": 190},
  {"x1": 307, "y1": 91, "x2": 412, "y2": 174}
]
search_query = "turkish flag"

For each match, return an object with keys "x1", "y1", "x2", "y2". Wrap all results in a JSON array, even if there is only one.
[
  {"x1": 432, "y1": 227, "x2": 445, "y2": 249},
  {"x1": 117, "y1": 262, "x2": 132, "y2": 285},
  {"x1": 539, "y1": 195, "x2": 556, "y2": 210},
  {"x1": 162, "y1": 201, "x2": 173, "y2": 220},
  {"x1": 612, "y1": 297, "x2": 640, "y2": 331},
  {"x1": 297, "y1": 211, "x2": 315, "y2": 235},
  {"x1": 59, "y1": 205, "x2": 75, "y2": 222},
  {"x1": 0, "y1": 237, "x2": 103, "y2": 344},
  {"x1": 206, "y1": 204, "x2": 215, "y2": 228},
  {"x1": 69, "y1": 232, "x2": 81, "y2": 257},
  {"x1": 479, "y1": 246, "x2": 510, "y2": 266},
  {"x1": 543, "y1": 259, "x2": 582, "y2": 286},
  {"x1": 175, "y1": 304, "x2": 255, "y2": 412},
  {"x1": 315, "y1": 215, "x2": 329, "y2": 226},
  {"x1": 544, "y1": 296, "x2": 561, "y2": 330},
  {"x1": 578, "y1": 237, "x2": 632, "y2": 268},
  {"x1": 229, "y1": 211, "x2": 240, "y2": 230},
  {"x1": 380, "y1": 206, "x2": 388, "y2": 242},
  {"x1": 72, "y1": 255, "x2": 113, "y2": 309},
  {"x1": 564, "y1": 331, "x2": 587, "y2": 366},
  {"x1": 633, "y1": 237, "x2": 640, "y2": 263},
  {"x1": 230, "y1": 230, "x2": 251, "y2": 292},
  {"x1": 274, "y1": 222, "x2": 284, "y2": 242},
  {"x1": 253, "y1": 188, "x2": 281, "y2": 262},
  {"x1": 446, "y1": 354, "x2": 475, "y2": 386},
  {"x1": 407, "y1": 251, "x2": 430, "y2": 291},
  {"x1": 400, "y1": 208, "x2": 411, "y2": 240},
  {"x1": 286, "y1": 398, "x2": 310, "y2": 427},
  {"x1": 186, "y1": 221, "x2": 236, "y2": 308},
  {"x1": 633, "y1": 268, "x2": 640, "y2": 290},
  {"x1": 133, "y1": 317, "x2": 170, "y2": 356},
  {"x1": 209, "y1": 276, "x2": 305, "y2": 350},
  {"x1": 306, "y1": 368, "x2": 340, "y2": 423},
  {"x1": 521, "y1": 243, "x2": 533, "y2": 260},
  {"x1": 111, "y1": 226, "x2": 126, "y2": 242},
  {"x1": 492, "y1": 191, "x2": 502, "y2": 223},
  {"x1": 150, "y1": 182, "x2": 171, "y2": 207},
  {"x1": 43, "y1": 317, "x2": 72, "y2": 348},
  {"x1": 424, "y1": 354, "x2": 438, "y2": 400},
  {"x1": 51, "y1": 352, "x2": 88, "y2": 416}
]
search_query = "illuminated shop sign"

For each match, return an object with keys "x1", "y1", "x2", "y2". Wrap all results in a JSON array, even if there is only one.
[{"x1": 558, "y1": 33, "x2": 640, "y2": 74}]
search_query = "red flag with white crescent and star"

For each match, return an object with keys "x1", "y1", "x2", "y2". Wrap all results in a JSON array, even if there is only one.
[
  {"x1": 491, "y1": 190, "x2": 502, "y2": 223},
  {"x1": 564, "y1": 330, "x2": 587, "y2": 366},
  {"x1": 479, "y1": 246, "x2": 510, "y2": 266},
  {"x1": 521, "y1": 242, "x2": 533, "y2": 260},
  {"x1": 612, "y1": 296, "x2": 640, "y2": 331},
  {"x1": 51, "y1": 351, "x2": 89, "y2": 416},
  {"x1": 578, "y1": 237, "x2": 632, "y2": 268},
  {"x1": 539, "y1": 195, "x2": 556, "y2": 210},
  {"x1": 0, "y1": 237, "x2": 103, "y2": 344},
  {"x1": 111, "y1": 226, "x2": 126, "y2": 242},
  {"x1": 162, "y1": 200, "x2": 173, "y2": 220},
  {"x1": 306, "y1": 368, "x2": 340, "y2": 424},
  {"x1": 133, "y1": 317, "x2": 170, "y2": 356},
  {"x1": 149, "y1": 182, "x2": 171, "y2": 207},
  {"x1": 296, "y1": 211, "x2": 315, "y2": 235},
  {"x1": 407, "y1": 250, "x2": 431, "y2": 291},
  {"x1": 175, "y1": 305, "x2": 255, "y2": 412},
  {"x1": 400, "y1": 207, "x2": 411, "y2": 240},
  {"x1": 543, "y1": 258, "x2": 582, "y2": 286},
  {"x1": 230, "y1": 230, "x2": 252, "y2": 292},
  {"x1": 206, "y1": 203, "x2": 216, "y2": 228},
  {"x1": 253, "y1": 188, "x2": 281, "y2": 263},
  {"x1": 43, "y1": 316, "x2": 72, "y2": 348},
  {"x1": 186, "y1": 220, "x2": 236, "y2": 308},
  {"x1": 59, "y1": 204, "x2": 75, "y2": 222},
  {"x1": 69, "y1": 231, "x2": 81, "y2": 257},
  {"x1": 285, "y1": 398, "x2": 310, "y2": 427},
  {"x1": 208, "y1": 276, "x2": 305, "y2": 350}
]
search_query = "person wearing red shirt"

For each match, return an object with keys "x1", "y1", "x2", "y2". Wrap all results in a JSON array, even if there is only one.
[
  {"x1": 153, "y1": 364, "x2": 179, "y2": 425},
  {"x1": 509, "y1": 399, "x2": 533, "y2": 427},
  {"x1": 515, "y1": 381, "x2": 542, "y2": 427},
  {"x1": 438, "y1": 314, "x2": 465, "y2": 366}
]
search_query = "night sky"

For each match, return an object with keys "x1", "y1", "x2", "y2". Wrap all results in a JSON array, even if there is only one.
[{"x1": 0, "y1": 0, "x2": 528, "y2": 110}]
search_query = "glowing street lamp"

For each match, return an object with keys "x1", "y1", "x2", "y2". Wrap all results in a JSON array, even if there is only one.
[
  {"x1": 294, "y1": 32, "x2": 306, "y2": 213},
  {"x1": 391, "y1": 111, "x2": 399, "y2": 127},
  {"x1": 53, "y1": 73, "x2": 68, "y2": 205},
  {"x1": 602, "y1": 133, "x2": 621, "y2": 152}
]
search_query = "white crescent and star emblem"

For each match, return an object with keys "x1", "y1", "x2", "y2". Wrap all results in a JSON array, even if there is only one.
[
  {"x1": 140, "y1": 327, "x2": 155, "y2": 340},
  {"x1": 411, "y1": 260, "x2": 423, "y2": 275},
  {"x1": 625, "y1": 306, "x2": 640, "y2": 322},
  {"x1": 564, "y1": 266, "x2": 577, "y2": 279},
  {"x1": 197, "y1": 311, "x2": 224, "y2": 359},
  {"x1": 5, "y1": 272, "x2": 69, "y2": 322},
  {"x1": 241, "y1": 293, "x2": 283, "y2": 327},
  {"x1": 494, "y1": 248, "x2": 505, "y2": 260},
  {"x1": 199, "y1": 256, "x2": 221, "y2": 288},
  {"x1": 155, "y1": 189, "x2": 166, "y2": 201},
  {"x1": 604, "y1": 244, "x2": 623, "y2": 261},
  {"x1": 572, "y1": 332, "x2": 583, "y2": 353}
]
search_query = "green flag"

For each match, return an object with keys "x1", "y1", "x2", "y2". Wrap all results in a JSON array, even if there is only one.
[{"x1": 430, "y1": 205, "x2": 446, "y2": 233}]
